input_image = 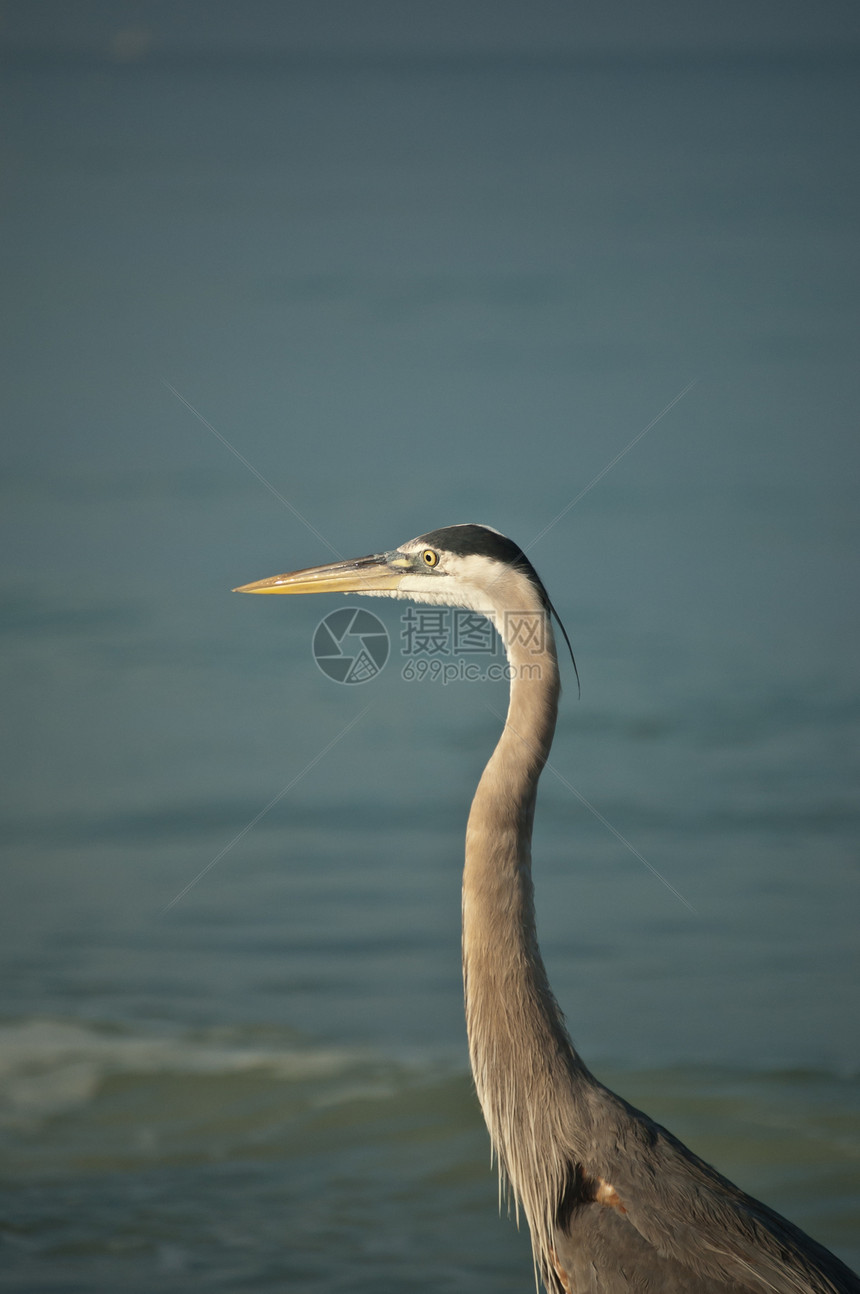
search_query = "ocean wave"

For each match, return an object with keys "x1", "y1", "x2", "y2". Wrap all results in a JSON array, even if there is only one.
[{"x1": 0, "y1": 1017, "x2": 418, "y2": 1130}]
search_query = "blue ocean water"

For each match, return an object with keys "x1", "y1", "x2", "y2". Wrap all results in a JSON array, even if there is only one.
[{"x1": 1, "y1": 26, "x2": 858, "y2": 1292}]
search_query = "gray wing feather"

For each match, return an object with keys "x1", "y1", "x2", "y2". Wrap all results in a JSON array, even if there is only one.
[{"x1": 550, "y1": 1083, "x2": 859, "y2": 1294}]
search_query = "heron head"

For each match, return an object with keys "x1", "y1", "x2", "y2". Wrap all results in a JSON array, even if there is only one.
[
  {"x1": 235, "y1": 523, "x2": 548, "y2": 615},
  {"x1": 235, "y1": 522, "x2": 575, "y2": 680}
]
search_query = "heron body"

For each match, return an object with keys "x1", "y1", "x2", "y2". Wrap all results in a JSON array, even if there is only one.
[{"x1": 237, "y1": 523, "x2": 858, "y2": 1294}]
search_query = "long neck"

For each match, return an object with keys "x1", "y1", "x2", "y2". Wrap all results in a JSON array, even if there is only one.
[{"x1": 462, "y1": 611, "x2": 589, "y2": 1264}]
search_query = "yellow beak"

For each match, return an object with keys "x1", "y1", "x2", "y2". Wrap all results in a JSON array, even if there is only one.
[{"x1": 233, "y1": 553, "x2": 408, "y2": 596}]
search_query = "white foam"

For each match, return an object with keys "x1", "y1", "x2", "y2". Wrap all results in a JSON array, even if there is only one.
[{"x1": 0, "y1": 1017, "x2": 370, "y2": 1128}]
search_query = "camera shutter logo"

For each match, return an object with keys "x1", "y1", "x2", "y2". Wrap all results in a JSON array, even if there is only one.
[{"x1": 312, "y1": 607, "x2": 389, "y2": 684}]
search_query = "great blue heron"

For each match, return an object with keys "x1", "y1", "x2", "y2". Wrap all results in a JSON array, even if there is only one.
[{"x1": 236, "y1": 523, "x2": 858, "y2": 1294}]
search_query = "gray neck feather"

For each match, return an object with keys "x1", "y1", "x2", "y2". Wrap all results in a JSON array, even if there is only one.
[{"x1": 462, "y1": 609, "x2": 593, "y2": 1283}]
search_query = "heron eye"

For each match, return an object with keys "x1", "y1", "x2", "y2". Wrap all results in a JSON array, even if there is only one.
[{"x1": 422, "y1": 549, "x2": 439, "y2": 568}]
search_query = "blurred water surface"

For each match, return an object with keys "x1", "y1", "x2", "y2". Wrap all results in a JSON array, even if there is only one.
[{"x1": 1, "y1": 24, "x2": 858, "y2": 1292}]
